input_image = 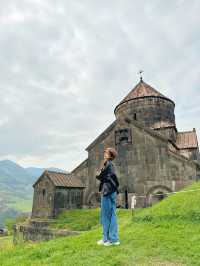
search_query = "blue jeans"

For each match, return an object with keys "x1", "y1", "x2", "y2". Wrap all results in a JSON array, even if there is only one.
[{"x1": 100, "y1": 191, "x2": 119, "y2": 242}]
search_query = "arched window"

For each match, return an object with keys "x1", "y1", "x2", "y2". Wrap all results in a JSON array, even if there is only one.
[{"x1": 147, "y1": 186, "x2": 171, "y2": 207}]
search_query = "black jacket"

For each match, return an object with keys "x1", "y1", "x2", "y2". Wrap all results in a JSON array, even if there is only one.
[{"x1": 96, "y1": 160, "x2": 119, "y2": 196}]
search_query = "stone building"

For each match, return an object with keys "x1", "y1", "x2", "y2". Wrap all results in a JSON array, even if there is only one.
[
  {"x1": 70, "y1": 78, "x2": 200, "y2": 208},
  {"x1": 32, "y1": 170, "x2": 85, "y2": 218},
  {"x1": 31, "y1": 78, "x2": 200, "y2": 217}
]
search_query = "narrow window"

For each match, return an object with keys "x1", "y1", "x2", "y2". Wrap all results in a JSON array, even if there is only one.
[
  {"x1": 125, "y1": 189, "x2": 128, "y2": 209},
  {"x1": 134, "y1": 113, "x2": 137, "y2": 120},
  {"x1": 71, "y1": 190, "x2": 74, "y2": 204},
  {"x1": 42, "y1": 189, "x2": 46, "y2": 197}
]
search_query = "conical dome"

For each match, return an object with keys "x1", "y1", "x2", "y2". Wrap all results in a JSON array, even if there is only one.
[
  {"x1": 114, "y1": 79, "x2": 176, "y2": 131},
  {"x1": 115, "y1": 79, "x2": 174, "y2": 112}
]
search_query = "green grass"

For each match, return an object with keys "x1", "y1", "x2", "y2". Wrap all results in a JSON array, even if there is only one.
[
  {"x1": 0, "y1": 236, "x2": 13, "y2": 251},
  {"x1": 50, "y1": 208, "x2": 101, "y2": 231},
  {"x1": 1, "y1": 181, "x2": 200, "y2": 265},
  {"x1": 135, "y1": 181, "x2": 200, "y2": 223}
]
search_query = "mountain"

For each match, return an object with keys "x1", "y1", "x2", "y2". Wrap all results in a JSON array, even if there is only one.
[
  {"x1": 0, "y1": 160, "x2": 36, "y2": 186},
  {"x1": 0, "y1": 160, "x2": 67, "y2": 228},
  {"x1": 25, "y1": 167, "x2": 68, "y2": 179}
]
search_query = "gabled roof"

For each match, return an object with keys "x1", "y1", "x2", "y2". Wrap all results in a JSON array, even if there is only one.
[
  {"x1": 85, "y1": 120, "x2": 117, "y2": 151},
  {"x1": 33, "y1": 170, "x2": 86, "y2": 188},
  {"x1": 71, "y1": 158, "x2": 88, "y2": 174},
  {"x1": 85, "y1": 118, "x2": 173, "y2": 152},
  {"x1": 176, "y1": 130, "x2": 198, "y2": 149},
  {"x1": 114, "y1": 79, "x2": 174, "y2": 113}
]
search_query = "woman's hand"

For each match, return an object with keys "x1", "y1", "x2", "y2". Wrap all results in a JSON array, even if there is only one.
[{"x1": 96, "y1": 170, "x2": 101, "y2": 176}]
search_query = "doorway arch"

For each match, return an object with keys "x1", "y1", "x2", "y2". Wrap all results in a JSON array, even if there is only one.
[{"x1": 146, "y1": 185, "x2": 172, "y2": 207}]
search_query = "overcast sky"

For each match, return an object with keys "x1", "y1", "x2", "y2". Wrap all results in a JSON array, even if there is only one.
[{"x1": 0, "y1": 0, "x2": 199, "y2": 171}]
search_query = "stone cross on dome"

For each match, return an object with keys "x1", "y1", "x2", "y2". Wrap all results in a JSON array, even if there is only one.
[{"x1": 138, "y1": 70, "x2": 144, "y2": 81}]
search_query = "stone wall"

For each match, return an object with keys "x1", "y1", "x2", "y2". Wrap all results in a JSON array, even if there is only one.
[
  {"x1": 54, "y1": 187, "x2": 84, "y2": 216},
  {"x1": 71, "y1": 159, "x2": 89, "y2": 207},
  {"x1": 13, "y1": 220, "x2": 80, "y2": 244},
  {"x1": 86, "y1": 121, "x2": 117, "y2": 207},
  {"x1": 155, "y1": 127, "x2": 177, "y2": 143},
  {"x1": 81, "y1": 118, "x2": 200, "y2": 208},
  {"x1": 115, "y1": 97, "x2": 175, "y2": 134},
  {"x1": 179, "y1": 147, "x2": 200, "y2": 161},
  {"x1": 32, "y1": 175, "x2": 55, "y2": 218}
]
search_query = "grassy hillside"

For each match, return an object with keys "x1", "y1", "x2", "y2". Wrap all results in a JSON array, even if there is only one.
[
  {"x1": 135, "y1": 181, "x2": 200, "y2": 223},
  {"x1": 0, "y1": 160, "x2": 67, "y2": 227},
  {"x1": 1, "y1": 181, "x2": 200, "y2": 265},
  {"x1": 50, "y1": 208, "x2": 101, "y2": 231},
  {"x1": 0, "y1": 160, "x2": 34, "y2": 227}
]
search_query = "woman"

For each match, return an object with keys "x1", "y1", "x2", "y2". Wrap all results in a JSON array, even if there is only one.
[{"x1": 96, "y1": 147, "x2": 120, "y2": 246}]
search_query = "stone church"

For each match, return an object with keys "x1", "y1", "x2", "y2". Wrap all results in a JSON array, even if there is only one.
[
  {"x1": 32, "y1": 78, "x2": 200, "y2": 218},
  {"x1": 71, "y1": 78, "x2": 200, "y2": 208}
]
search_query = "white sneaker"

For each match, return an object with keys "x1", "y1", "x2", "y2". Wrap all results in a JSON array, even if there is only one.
[
  {"x1": 97, "y1": 239, "x2": 106, "y2": 245},
  {"x1": 112, "y1": 241, "x2": 120, "y2": 245},
  {"x1": 104, "y1": 241, "x2": 120, "y2": 246},
  {"x1": 103, "y1": 241, "x2": 113, "y2": 246}
]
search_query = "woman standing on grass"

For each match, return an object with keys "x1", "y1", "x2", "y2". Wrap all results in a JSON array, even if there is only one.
[{"x1": 96, "y1": 147, "x2": 120, "y2": 246}]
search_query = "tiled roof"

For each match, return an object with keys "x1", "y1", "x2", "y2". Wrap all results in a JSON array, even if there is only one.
[
  {"x1": 115, "y1": 80, "x2": 174, "y2": 109},
  {"x1": 176, "y1": 130, "x2": 198, "y2": 149},
  {"x1": 34, "y1": 170, "x2": 86, "y2": 188}
]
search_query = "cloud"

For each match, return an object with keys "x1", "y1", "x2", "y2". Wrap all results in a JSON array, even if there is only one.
[{"x1": 0, "y1": 0, "x2": 199, "y2": 170}]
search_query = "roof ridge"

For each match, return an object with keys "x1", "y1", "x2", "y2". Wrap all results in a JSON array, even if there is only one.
[
  {"x1": 46, "y1": 170, "x2": 69, "y2": 174},
  {"x1": 33, "y1": 170, "x2": 85, "y2": 188},
  {"x1": 177, "y1": 131, "x2": 196, "y2": 134},
  {"x1": 70, "y1": 158, "x2": 88, "y2": 174},
  {"x1": 85, "y1": 120, "x2": 117, "y2": 151}
]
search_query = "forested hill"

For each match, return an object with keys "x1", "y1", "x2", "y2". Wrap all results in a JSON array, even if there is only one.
[{"x1": 0, "y1": 159, "x2": 67, "y2": 227}]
